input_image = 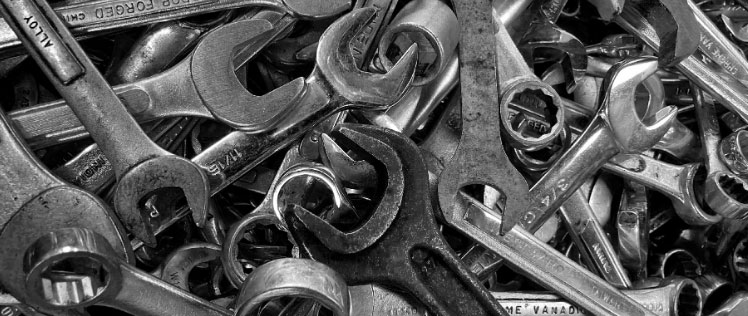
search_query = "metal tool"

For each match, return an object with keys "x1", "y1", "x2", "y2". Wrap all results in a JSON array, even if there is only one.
[
  {"x1": 0, "y1": 0, "x2": 212, "y2": 245},
  {"x1": 23, "y1": 227, "x2": 232, "y2": 315},
  {"x1": 0, "y1": 102, "x2": 131, "y2": 313},
  {"x1": 502, "y1": 57, "x2": 676, "y2": 235},
  {"x1": 617, "y1": 180, "x2": 650, "y2": 280},
  {"x1": 284, "y1": 124, "x2": 508, "y2": 316}
]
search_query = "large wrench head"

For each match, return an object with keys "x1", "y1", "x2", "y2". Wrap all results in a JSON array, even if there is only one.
[
  {"x1": 0, "y1": 186, "x2": 130, "y2": 310},
  {"x1": 288, "y1": 125, "x2": 405, "y2": 254},
  {"x1": 114, "y1": 155, "x2": 210, "y2": 246},
  {"x1": 599, "y1": 57, "x2": 677, "y2": 153},
  {"x1": 316, "y1": 8, "x2": 418, "y2": 107},
  {"x1": 191, "y1": 19, "x2": 306, "y2": 132}
]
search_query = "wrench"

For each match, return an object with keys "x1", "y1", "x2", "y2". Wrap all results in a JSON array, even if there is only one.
[
  {"x1": 285, "y1": 124, "x2": 509, "y2": 316},
  {"x1": 696, "y1": 273, "x2": 734, "y2": 314},
  {"x1": 0, "y1": 0, "x2": 212, "y2": 246},
  {"x1": 648, "y1": 248, "x2": 703, "y2": 279},
  {"x1": 693, "y1": 84, "x2": 748, "y2": 220},
  {"x1": 0, "y1": 0, "x2": 350, "y2": 58},
  {"x1": 158, "y1": 242, "x2": 222, "y2": 293},
  {"x1": 603, "y1": 153, "x2": 722, "y2": 226},
  {"x1": 493, "y1": 9, "x2": 565, "y2": 150},
  {"x1": 0, "y1": 103, "x2": 131, "y2": 313},
  {"x1": 502, "y1": 57, "x2": 676, "y2": 235},
  {"x1": 23, "y1": 227, "x2": 231, "y2": 315},
  {"x1": 617, "y1": 180, "x2": 650, "y2": 280}
]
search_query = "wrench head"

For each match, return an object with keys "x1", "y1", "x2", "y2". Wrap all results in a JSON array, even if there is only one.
[
  {"x1": 114, "y1": 155, "x2": 210, "y2": 246},
  {"x1": 191, "y1": 19, "x2": 306, "y2": 132},
  {"x1": 288, "y1": 124, "x2": 405, "y2": 254},
  {"x1": 0, "y1": 186, "x2": 130, "y2": 310},
  {"x1": 599, "y1": 57, "x2": 677, "y2": 153},
  {"x1": 704, "y1": 171, "x2": 748, "y2": 220},
  {"x1": 625, "y1": 0, "x2": 699, "y2": 67},
  {"x1": 319, "y1": 133, "x2": 378, "y2": 190},
  {"x1": 519, "y1": 21, "x2": 587, "y2": 93},
  {"x1": 316, "y1": 7, "x2": 418, "y2": 108}
]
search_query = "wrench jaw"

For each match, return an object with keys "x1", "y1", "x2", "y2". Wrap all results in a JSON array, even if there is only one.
[
  {"x1": 316, "y1": 7, "x2": 418, "y2": 108},
  {"x1": 287, "y1": 126, "x2": 405, "y2": 254},
  {"x1": 113, "y1": 156, "x2": 210, "y2": 246},
  {"x1": 601, "y1": 57, "x2": 678, "y2": 153},
  {"x1": 22, "y1": 227, "x2": 122, "y2": 310},
  {"x1": 190, "y1": 19, "x2": 306, "y2": 133}
]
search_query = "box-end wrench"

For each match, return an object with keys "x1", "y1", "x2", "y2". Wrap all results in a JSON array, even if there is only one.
[
  {"x1": 693, "y1": 85, "x2": 748, "y2": 220},
  {"x1": 23, "y1": 227, "x2": 231, "y2": 315},
  {"x1": 0, "y1": 0, "x2": 210, "y2": 246},
  {"x1": 284, "y1": 124, "x2": 509, "y2": 316},
  {"x1": 0, "y1": 106, "x2": 131, "y2": 314},
  {"x1": 0, "y1": 0, "x2": 351, "y2": 58},
  {"x1": 492, "y1": 9, "x2": 565, "y2": 150},
  {"x1": 604, "y1": 153, "x2": 722, "y2": 226},
  {"x1": 501, "y1": 57, "x2": 676, "y2": 235}
]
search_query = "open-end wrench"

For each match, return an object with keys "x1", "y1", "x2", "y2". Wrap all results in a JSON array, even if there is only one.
[
  {"x1": 616, "y1": 0, "x2": 748, "y2": 124},
  {"x1": 612, "y1": 0, "x2": 699, "y2": 67},
  {"x1": 0, "y1": 0, "x2": 351, "y2": 58},
  {"x1": 0, "y1": 104, "x2": 131, "y2": 314},
  {"x1": 693, "y1": 85, "x2": 748, "y2": 220},
  {"x1": 501, "y1": 57, "x2": 676, "y2": 235},
  {"x1": 22, "y1": 227, "x2": 231, "y2": 315},
  {"x1": 0, "y1": 0, "x2": 212, "y2": 245},
  {"x1": 285, "y1": 124, "x2": 509, "y2": 316},
  {"x1": 7, "y1": 18, "x2": 307, "y2": 150},
  {"x1": 437, "y1": 0, "x2": 530, "y2": 241}
]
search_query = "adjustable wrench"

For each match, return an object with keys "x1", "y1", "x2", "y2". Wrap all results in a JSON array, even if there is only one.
[
  {"x1": 0, "y1": 0, "x2": 212, "y2": 246},
  {"x1": 22, "y1": 227, "x2": 231, "y2": 315},
  {"x1": 693, "y1": 84, "x2": 748, "y2": 220},
  {"x1": 0, "y1": 103, "x2": 130, "y2": 313},
  {"x1": 0, "y1": 0, "x2": 350, "y2": 58},
  {"x1": 501, "y1": 57, "x2": 676, "y2": 235}
]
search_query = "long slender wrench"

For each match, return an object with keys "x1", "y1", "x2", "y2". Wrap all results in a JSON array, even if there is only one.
[
  {"x1": 0, "y1": 0, "x2": 210, "y2": 246},
  {"x1": 0, "y1": 0, "x2": 351, "y2": 58}
]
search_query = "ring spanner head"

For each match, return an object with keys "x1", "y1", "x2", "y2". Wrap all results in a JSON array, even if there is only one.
[
  {"x1": 599, "y1": 57, "x2": 677, "y2": 153},
  {"x1": 282, "y1": 127, "x2": 405, "y2": 254}
]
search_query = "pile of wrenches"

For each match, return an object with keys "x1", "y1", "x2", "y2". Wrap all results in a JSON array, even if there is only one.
[{"x1": 6, "y1": 0, "x2": 748, "y2": 315}]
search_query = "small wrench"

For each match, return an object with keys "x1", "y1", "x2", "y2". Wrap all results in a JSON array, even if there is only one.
[
  {"x1": 0, "y1": 0, "x2": 211, "y2": 245},
  {"x1": 693, "y1": 84, "x2": 748, "y2": 220}
]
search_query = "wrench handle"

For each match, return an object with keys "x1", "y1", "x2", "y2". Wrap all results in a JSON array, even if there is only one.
[
  {"x1": 106, "y1": 264, "x2": 232, "y2": 316},
  {"x1": 0, "y1": 0, "x2": 164, "y2": 175}
]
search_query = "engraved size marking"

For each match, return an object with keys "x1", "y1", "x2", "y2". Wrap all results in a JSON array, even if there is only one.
[
  {"x1": 72, "y1": 155, "x2": 109, "y2": 185},
  {"x1": 591, "y1": 243, "x2": 612, "y2": 273},
  {"x1": 700, "y1": 33, "x2": 738, "y2": 75},
  {"x1": 23, "y1": 15, "x2": 53, "y2": 48},
  {"x1": 207, "y1": 148, "x2": 241, "y2": 175},
  {"x1": 350, "y1": 3, "x2": 383, "y2": 61}
]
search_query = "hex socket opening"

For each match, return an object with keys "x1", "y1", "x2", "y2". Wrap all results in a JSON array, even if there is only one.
[
  {"x1": 38, "y1": 255, "x2": 110, "y2": 307},
  {"x1": 675, "y1": 282, "x2": 702, "y2": 316}
]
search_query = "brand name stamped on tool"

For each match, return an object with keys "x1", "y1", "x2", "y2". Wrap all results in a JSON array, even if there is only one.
[
  {"x1": 504, "y1": 303, "x2": 586, "y2": 315},
  {"x1": 58, "y1": 0, "x2": 208, "y2": 27},
  {"x1": 22, "y1": 15, "x2": 52, "y2": 48}
]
